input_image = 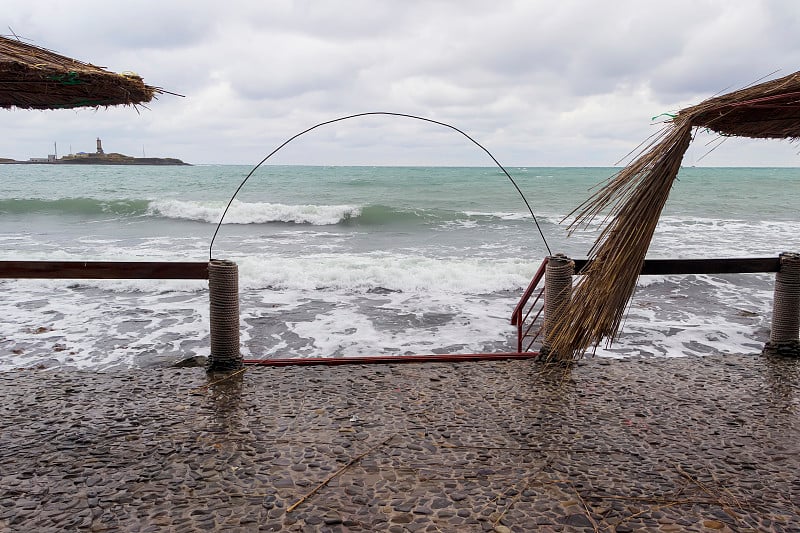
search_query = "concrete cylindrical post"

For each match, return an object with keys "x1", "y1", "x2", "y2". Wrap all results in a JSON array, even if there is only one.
[
  {"x1": 764, "y1": 252, "x2": 800, "y2": 357},
  {"x1": 541, "y1": 253, "x2": 574, "y2": 358},
  {"x1": 208, "y1": 259, "x2": 243, "y2": 371}
]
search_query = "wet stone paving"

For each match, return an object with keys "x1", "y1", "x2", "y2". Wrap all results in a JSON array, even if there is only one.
[{"x1": 0, "y1": 354, "x2": 799, "y2": 532}]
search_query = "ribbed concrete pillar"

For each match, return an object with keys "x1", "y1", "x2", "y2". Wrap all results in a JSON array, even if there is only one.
[
  {"x1": 764, "y1": 252, "x2": 800, "y2": 357},
  {"x1": 540, "y1": 253, "x2": 574, "y2": 359},
  {"x1": 208, "y1": 259, "x2": 242, "y2": 371}
]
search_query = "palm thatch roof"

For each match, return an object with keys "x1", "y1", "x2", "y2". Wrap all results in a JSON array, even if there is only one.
[
  {"x1": 545, "y1": 70, "x2": 800, "y2": 362},
  {"x1": 0, "y1": 35, "x2": 162, "y2": 110}
]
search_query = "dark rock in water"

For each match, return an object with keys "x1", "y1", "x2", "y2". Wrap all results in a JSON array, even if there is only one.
[{"x1": 172, "y1": 356, "x2": 208, "y2": 368}]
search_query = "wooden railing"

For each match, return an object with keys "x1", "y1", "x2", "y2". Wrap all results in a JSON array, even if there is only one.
[
  {"x1": 0, "y1": 261, "x2": 209, "y2": 279},
  {"x1": 511, "y1": 256, "x2": 782, "y2": 353},
  {"x1": 3, "y1": 257, "x2": 791, "y2": 362}
]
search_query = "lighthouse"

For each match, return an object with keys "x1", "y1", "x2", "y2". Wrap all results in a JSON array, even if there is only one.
[{"x1": 96, "y1": 138, "x2": 104, "y2": 154}]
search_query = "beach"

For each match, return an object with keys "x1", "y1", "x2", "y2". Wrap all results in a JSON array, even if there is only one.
[{"x1": 1, "y1": 354, "x2": 798, "y2": 532}]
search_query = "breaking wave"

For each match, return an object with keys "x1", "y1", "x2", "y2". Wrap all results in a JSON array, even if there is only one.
[{"x1": 149, "y1": 199, "x2": 362, "y2": 225}]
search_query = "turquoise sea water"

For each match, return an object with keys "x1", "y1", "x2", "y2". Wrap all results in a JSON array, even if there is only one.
[{"x1": 0, "y1": 165, "x2": 798, "y2": 369}]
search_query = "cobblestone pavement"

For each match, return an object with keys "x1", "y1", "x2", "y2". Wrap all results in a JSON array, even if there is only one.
[{"x1": 1, "y1": 354, "x2": 799, "y2": 532}]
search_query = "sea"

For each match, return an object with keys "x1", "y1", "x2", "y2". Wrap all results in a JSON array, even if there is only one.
[{"x1": 0, "y1": 164, "x2": 797, "y2": 371}]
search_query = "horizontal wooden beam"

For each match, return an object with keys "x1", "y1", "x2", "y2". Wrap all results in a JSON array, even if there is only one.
[
  {"x1": 0, "y1": 261, "x2": 209, "y2": 280},
  {"x1": 573, "y1": 257, "x2": 781, "y2": 276}
]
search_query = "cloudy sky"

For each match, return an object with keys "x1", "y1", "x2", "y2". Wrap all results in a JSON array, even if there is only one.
[{"x1": 3, "y1": 0, "x2": 800, "y2": 166}]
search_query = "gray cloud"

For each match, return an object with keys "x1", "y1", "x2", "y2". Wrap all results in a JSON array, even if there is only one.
[{"x1": 3, "y1": 0, "x2": 800, "y2": 166}]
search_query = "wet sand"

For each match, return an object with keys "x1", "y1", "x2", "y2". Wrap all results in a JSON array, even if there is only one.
[{"x1": 1, "y1": 354, "x2": 798, "y2": 532}]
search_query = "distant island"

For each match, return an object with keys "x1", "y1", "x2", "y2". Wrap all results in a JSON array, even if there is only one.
[{"x1": 0, "y1": 138, "x2": 190, "y2": 166}]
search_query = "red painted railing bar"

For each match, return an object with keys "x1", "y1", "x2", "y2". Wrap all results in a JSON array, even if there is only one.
[
  {"x1": 520, "y1": 290, "x2": 545, "y2": 352},
  {"x1": 244, "y1": 352, "x2": 540, "y2": 366},
  {"x1": 520, "y1": 286, "x2": 544, "y2": 328},
  {"x1": 511, "y1": 257, "x2": 548, "y2": 326}
]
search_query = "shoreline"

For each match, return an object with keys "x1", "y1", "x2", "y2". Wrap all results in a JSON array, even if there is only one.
[{"x1": 1, "y1": 354, "x2": 798, "y2": 531}]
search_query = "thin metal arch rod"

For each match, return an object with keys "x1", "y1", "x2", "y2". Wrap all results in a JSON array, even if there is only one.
[{"x1": 209, "y1": 111, "x2": 552, "y2": 260}]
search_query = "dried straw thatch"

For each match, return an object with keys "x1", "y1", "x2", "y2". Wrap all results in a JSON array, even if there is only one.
[
  {"x1": 0, "y1": 36, "x2": 162, "y2": 110},
  {"x1": 545, "y1": 70, "x2": 800, "y2": 361}
]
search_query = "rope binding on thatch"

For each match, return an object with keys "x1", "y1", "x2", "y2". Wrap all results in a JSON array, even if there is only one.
[
  {"x1": 0, "y1": 35, "x2": 165, "y2": 110},
  {"x1": 545, "y1": 70, "x2": 800, "y2": 361}
]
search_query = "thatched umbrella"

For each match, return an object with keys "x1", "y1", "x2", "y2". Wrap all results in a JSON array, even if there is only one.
[
  {"x1": 0, "y1": 35, "x2": 162, "y2": 110},
  {"x1": 545, "y1": 70, "x2": 800, "y2": 361}
]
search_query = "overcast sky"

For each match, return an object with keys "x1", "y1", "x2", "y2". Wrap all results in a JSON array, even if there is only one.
[{"x1": 3, "y1": 0, "x2": 800, "y2": 166}]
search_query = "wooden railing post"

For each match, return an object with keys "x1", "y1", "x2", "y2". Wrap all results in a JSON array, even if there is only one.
[
  {"x1": 208, "y1": 259, "x2": 242, "y2": 371},
  {"x1": 540, "y1": 253, "x2": 574, "y2": 359},
  {"x1": 764, "y1": 252, "x2": 800, "y2": 357}
]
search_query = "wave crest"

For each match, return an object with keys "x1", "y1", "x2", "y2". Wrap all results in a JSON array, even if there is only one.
[{"x1": 148, "y1": 199, "x2": 361, "y2": 225}]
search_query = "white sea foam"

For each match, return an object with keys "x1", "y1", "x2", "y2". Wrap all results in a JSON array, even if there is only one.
[
  {"x1": 0, "y1": 283, "x2": 210, "y2": 371},
  {"x1": 590, "y1": 273, "x2": 773, "y2": 358},
  {"x1": 0, "y1": 253, "x2": 532, "y2": 370},
  {"x1": 652, "y1": 217, "x2": 798, "y2": 258},
  {"x1": 0, "y1": 258, "x2": 778, "y2": 371},
  {"x1": 1, "y1": 223, "x2": 784, "y2": 371},
  {"x1": 148, "y1": 199, "x2": 361, "y2": 225},
  {"x1": 0, "y1": 254, "x2": 534, "y2": 296},
  {"x1": 462, "y1": 210, "x2": 531, "y2": 220},
  {"x1": 248, "y1": 287, "x2": 518, "y2": 359},
  {"x1": 235, "y1": 253, "x2": 533, "y2": 293}
]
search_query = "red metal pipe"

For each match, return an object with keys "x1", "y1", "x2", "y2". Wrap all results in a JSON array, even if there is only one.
[
  {"x1": 512, "y1": 258, "x2": 549, "y2": 352},
  {"x1": 243, "y1": 352, "x2": 541, "y2": 366},
  {"x1": 510, "y1": 257, "x2": 548, "y2": 326}
]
